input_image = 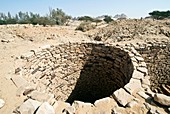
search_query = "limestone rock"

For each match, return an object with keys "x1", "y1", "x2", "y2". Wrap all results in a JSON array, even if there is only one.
[
  {"x1": 62, "y1": 106, "x2": 75, "y2": 114},
  {"x1": 137, "y1": 67, "x2": 148, "y2": 76},
  {"x1": 154, "y1": 93, "x2": 170, "y2": 106},
  {"x1": 16, "y1": 83, "x2": 35, "y2": 96},
  {"x1": 126, "y1": 100, "x2": 138, "y2": 108},
  {"x1": 18, "y1": 99, "x2": 41, "y2": 114},
  {"x1": 137, "y1": 91, "x2": 151, "y2": 100},
  {"x1": 94, "y1": 97, "x2": 118, "y2": 113},
  {"x1": 72, "y1": 101, "x2": 93, "y2": 109},
  {"x1": 29, "y1": 91, "x2": 54, "y2": 102},
  {"x1": 168, "y1": 107, "x2": 170, "y2": 112},
  {"x1": 53, "y1": 101, "x2": 70, "y2": 114},
  {"x1": 113, "y1": 88, "x2": 135, "y2": 107},
  {"x1": 11, "y1": 75, "x2": 28, "y2": 87},
  {"x1": 135, "y1": 56, "x2": 144, "y2": 62},
  {"x1": 36, "y1": 102, "x2": 55, "y2": 114},
  {"x1": 132, "y1": 70, "x2": 144, "y2": 79},
  {"x1": 0, "y1": 99, "x2": 5, "y2": 109},
  {"x1": 94, "y1": 97, "x2": 118, "y2": 108},
  {"x1": 124, "y1": 78, "x2": 142, "y2": 94},
  {"x1": 141, "y1": 78, "x2": 150, "y2": 86},
  {"x1": 72, "y1": 101, "x2": 94, "y2": 114}
]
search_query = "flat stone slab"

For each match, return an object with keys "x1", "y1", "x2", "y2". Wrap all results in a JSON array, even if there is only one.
[
  {"x1": 137, "y1": 91, "x2": 151, "y2": 100},
  {"x1": 137, "y1": 67, "x2": 148, "y2": 76},
  {"x1": 11, "y1": 75, "x2": 28, "y2": 87},
  {"x1": 124, "y1": 78, "x2": 142, "y2": 94},
  {"x1": 113, "y1": 88, "x2": 135, "y2": 107},
  {"x1": 94, "y1": 97, "x2": 117, "y2": 108},
  {"x1": 154, "y1": 93, "x2": 170, "y2": 106},
  {"x1": 36, "y1": 102, "x2": 55, "y2": 114},
  {"x1": 29, "y1": 91, "x2": 54, "y2": 102},
  {"x1": 18, "y1": 99, "x2": 41, "y2": 114},
  {"x1": 53, "y1": 101, "x2": 70, "y2": 114},
  {"x1": 132, "y1": 70, "x2": 144, "y2": 79}
]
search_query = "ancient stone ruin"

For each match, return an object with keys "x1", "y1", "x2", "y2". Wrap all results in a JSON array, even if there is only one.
[{"x1": 12, "y1": 41, "x2": 170, "y2": 114}]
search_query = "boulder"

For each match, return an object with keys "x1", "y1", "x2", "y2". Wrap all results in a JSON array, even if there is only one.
[
  {"x1": 124, "y1": 78, "x2": 142, "y2": 94},
  {"x1": 53, "y1": 101, "x2": 70, "y2": 114},
  {"x1": 94, "y1": 97, "x2": 118, "y2": 108},
  {"x1": 113, "y1": 88, "x2": 135, "y2": 107},
  {"x1": 29, "y1": 91, "x2": 54, "y2": 102},
  {"x1": 0, "y1": 99, "x2": 5, "y2": 109},
  {"x1": 72, "y1": 101, "x2": 94, "y2": 114},
  {"x1": 132, "y1": 70, "x2": 144, "y2": 79},
  {"x1": 154, "y1": 93, "x2": 170, "y2": 106},
  {"x1": 36, "y1": 102, "x2": 55, "y2": 114},
  {"x1": 11, "y1": 75, "x2": 28, "y2": 87},
  {"x1": 18, "y1": 99, "x2": 41, "y2": 114}
]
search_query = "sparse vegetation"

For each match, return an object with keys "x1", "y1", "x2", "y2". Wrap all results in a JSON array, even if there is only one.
[
  {"x1": 76, "y1": 22, "x2": 96, "y2": 32},
  {"x1": 149, "y1": 10, "x2": 170, "y2": 19},
  {"x1": 103, "y1": 15, "x2": 113, "y2": 23},
  {"x1": 77, "y1": 16, "x2": 94, "y2": 22},
  {"x1": 0, "y1": 8, "x2": 71, "y2": 25}
]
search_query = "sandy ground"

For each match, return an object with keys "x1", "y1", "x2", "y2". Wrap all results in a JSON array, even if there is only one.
[{"x1": 0, "y1": 25, "x2": 91, "y2": 114}]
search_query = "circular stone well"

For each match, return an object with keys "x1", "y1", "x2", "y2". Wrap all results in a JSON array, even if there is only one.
[{"x1": 17, "y1": 42, "x2": 134, "y2": 103}]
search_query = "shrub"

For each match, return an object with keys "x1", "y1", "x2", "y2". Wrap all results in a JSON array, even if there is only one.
[
  {"x1": 103, "y1": 16, "x2": 113, "y2": 23},
  {"x1": 76, "y1": 22, "x2": 96, "y2": 32},
  {"x1": 78, "y1": 16, "x2": 94, "y2": 22}
]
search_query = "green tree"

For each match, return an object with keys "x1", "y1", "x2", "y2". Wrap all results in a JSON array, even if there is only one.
[
  {"x1": 49, "y1": 8, "x2": 71, "y2": 25},
  {"x1": 103, "y1": 16, "x2": 113, "y2": 23},
  {"x1": 78, "y1": 16, "x2": 94, "y2": 22},
  {"x1": 149, "y1": 10, "x2": 170, "y2": 19}
]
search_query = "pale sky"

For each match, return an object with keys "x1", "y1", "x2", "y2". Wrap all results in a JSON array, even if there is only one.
[{"x1": 0, "y1": 0, "x2": 169, "y2": 18}]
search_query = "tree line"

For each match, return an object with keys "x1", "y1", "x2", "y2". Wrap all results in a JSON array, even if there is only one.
[
  {"x1": 149, "y1": 10, "x2": 170, "y2": 19},
  {"x1": 0, "y1": 8, "x2": 71, "y2": 26}
]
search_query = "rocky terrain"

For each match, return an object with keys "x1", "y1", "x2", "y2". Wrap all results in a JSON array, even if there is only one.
[{"x1": 0, "y1": 19, "x2": 169, "y2": 114}]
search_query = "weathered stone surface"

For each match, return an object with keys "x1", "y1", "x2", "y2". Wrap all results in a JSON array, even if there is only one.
[
  {"x1": 168, "y1": 107, "x2": 170, "y2": 112},
  {"x1": 0, "y1": 99, "x2": 5, "y2": 109},
  {"x1": 126, "y1": 100, "x2": 138, "y2": 108},
  {"x1": 53, "y1": 101, "x2": 70, "y2": 114},
  {"x1": 135, "y1": 56, "x2": 144, "y2": 62},
  {"x1": 17, "y1": 42, "x2": 135, "y2": 102},
  {"x1": 36, "y1": 102, "x2": 55, "y2": 114},
  {"x1": 113, "y1": 88, "x2": 135, "y2": 107},
  {"x1": 141, "y1": 78, "x2": 150, "y2": 86},
  {"x1": 29, "y1": 91, "x2": 54, "y2": 102},
  {"x1": 124, "y1": 78, "x2": 142, "y2": 94},
  {"x1": 132, "y1": 70, "x2": 144, "y2": 79},
  {"x1": 72, "y1": 101, "x2": 93, "y2": 109},
  {"x1": 72, "y1": 101, "x2": 94, "y2": 114},
  {"x1": 16, "y1": 83, "x2": 35, "y2": 96},
  {"x1": 137, "y1": 91, "x2": 151, "y2": 100},
  {"x1": 62, "y1": 106, "x2": 75, "y2": 114},
  {"x1": 94, "y1": 97, "x2": 117, "y2": 108},
  {"x1": 18, "y1": 99, "x2": 41, "y2": 114},
  {"x1": 94, "y1": 97, "x2": 118, "y2": 113},
  {"x1": 145, "y1": 88, "x2": 155, "y2": 98},
  {"x1": 154, "y1": 93, "x2": 170, "y2": 106},
  {"x1": 11, "y1": 75, "x2": 28, "y2": 87},
  {"x1": 162, "y1": 84, "x2": 170, "y2": 96},
  {"x1": 137, "y1": 67, "x2": 147, "y2": 75}
]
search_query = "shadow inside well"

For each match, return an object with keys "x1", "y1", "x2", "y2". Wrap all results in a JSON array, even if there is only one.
[{"x1": 66, "y1": 45, "x2": 129, "y2": 104}]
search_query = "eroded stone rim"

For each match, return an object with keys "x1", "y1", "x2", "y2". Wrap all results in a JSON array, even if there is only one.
[{"x1": 14, "y1": 41, "x2": 149, "y2": 111}]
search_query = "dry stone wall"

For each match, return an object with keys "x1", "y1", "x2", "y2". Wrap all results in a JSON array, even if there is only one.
[
  {"x1": 14, "y1": 41, "x2": 169, "y2": 114},
  {"x1": 16, "y1": 42, "x2": 134, "y2": 103},
  {"x1": 134, "y1": 42, "x2": 170, "y2": 95}
]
